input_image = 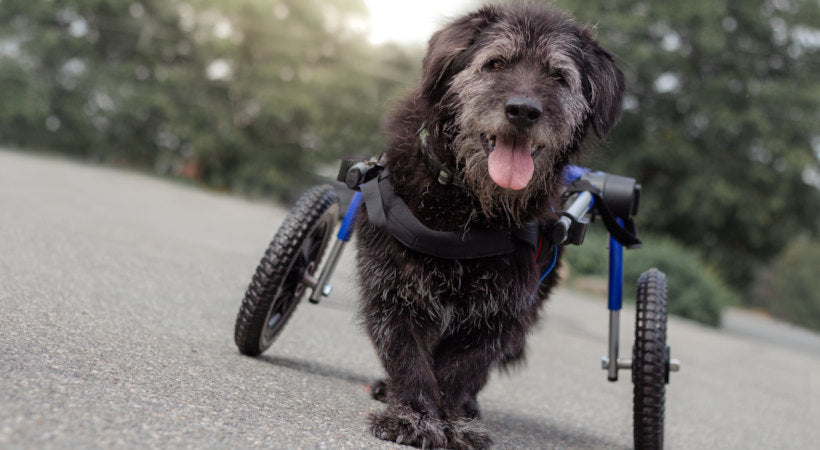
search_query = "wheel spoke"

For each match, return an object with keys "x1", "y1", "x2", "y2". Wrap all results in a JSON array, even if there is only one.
[{"x1": 300, "y1": 233, "x2": 315, "y2": 262}]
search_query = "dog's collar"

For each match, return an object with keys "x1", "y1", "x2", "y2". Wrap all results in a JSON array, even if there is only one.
[{"x1": 417, "y1": 123, "x2": 468, "y2": 189}]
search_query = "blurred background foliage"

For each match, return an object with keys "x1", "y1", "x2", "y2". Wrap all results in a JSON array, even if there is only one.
[
  {"x1": 564, "y1": 229, "x2": 737, "y2": 327},
  {"x1": 0, "y1": 0, "x2": 420, "y2": 197},
  {"x1": 0, "y1": 0, "x2": 818, "y2": 329}
]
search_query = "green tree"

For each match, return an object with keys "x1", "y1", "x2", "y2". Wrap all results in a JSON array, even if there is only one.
[
  {"x1": 0, "y1": 0, "x2": 417, "y2": 199},
  {"x1": 191, "y1": 0, "x2": 416, "y2": 196},
  {"x1": 554, "y1": 0, "x2": 820, "y2": 292},
  {"x1": 0, "y1": 0, "x2": 208, "y2": 164}
]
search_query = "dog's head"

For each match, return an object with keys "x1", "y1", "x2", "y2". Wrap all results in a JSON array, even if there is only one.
[{"x1": 419, "y1": 3, "x2": 624, "y2": 219}]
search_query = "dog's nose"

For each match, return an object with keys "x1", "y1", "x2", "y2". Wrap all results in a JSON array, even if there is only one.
[{"x1": 505, "y1": 96, "x2": 542, "y2": 128}]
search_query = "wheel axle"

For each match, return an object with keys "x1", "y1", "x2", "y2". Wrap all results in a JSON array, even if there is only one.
[{"x1": 601, "y1": 356, "x2": 681, "y2": 375}]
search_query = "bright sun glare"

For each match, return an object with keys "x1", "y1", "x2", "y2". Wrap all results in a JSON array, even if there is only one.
[{"x1": 362, "y1": 0, "x2": 477, "y2": 45}]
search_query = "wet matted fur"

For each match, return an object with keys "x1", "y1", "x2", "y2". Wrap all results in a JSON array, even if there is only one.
[{"x1": 355, "y1": 3, "x2": 624, "y2": 448}]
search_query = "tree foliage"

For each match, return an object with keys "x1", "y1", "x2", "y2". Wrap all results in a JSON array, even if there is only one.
[
  {"x1": 0, "y1": 0, "x2": 418, "y2": 198},
  {"x1": 554, "y1": 0, "x2": 820, "y2": 292}
]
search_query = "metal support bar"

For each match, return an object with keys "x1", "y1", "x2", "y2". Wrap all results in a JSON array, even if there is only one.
[
  {"x1": 307, "y1": 191, "x2": 363, "y2": 304},
  {"x1": 607, "y1": 225, "x2": 624, "y2": 311},
  {"x1": 302, "y1": 273, "x2": 318, "y2": 289},
  {"x1": 552, "y1": 191, "x2": 593, "y2": 245},
  {"x1": 605, "y1": 220, "x2": 625, "y2": 381},
  {"x1": 606, "y1": 310, "x2": 621, "y2": 381},
  {"x1": 308, "y1": 238, "x2": 347, "y2": 304},
  {"x1": 601, "y1": 356, "x2": 632, "y2": 370}
]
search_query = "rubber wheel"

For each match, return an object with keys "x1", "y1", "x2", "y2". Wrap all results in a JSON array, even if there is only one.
[
  {"x1": 234, "y1": 185, "x2": 339, "y2": 356},
  {"x1": 632, "y1": 268, "x2": 669, "y2": 450}
]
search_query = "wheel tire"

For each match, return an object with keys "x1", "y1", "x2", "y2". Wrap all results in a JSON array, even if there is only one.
[
  {"x1": 234, "y1": 185, "x2": 339, "y2": 356},
  {"x1": 632, "y1": 268, "x2": 669, "y2": 450}
]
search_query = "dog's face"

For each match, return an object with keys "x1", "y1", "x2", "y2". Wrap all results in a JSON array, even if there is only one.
[{"x1": 420, "y1": 4, "x2": 624, "y2": 220}]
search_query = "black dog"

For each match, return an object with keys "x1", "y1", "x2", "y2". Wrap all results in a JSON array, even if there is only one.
[{"x1": 355, "y1": 3, "x2": 624, "y2": 448}]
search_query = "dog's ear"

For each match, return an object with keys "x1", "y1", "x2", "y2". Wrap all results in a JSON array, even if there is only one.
[
  {"x1": 420, "y1": 6, "x2": 500, "y2": 102},
  {"x1": 579, "y1": 28, "x2": 626, "y2": 139}
]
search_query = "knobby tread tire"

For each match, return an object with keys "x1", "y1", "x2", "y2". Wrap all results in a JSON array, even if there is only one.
[
  {"x1": 234, "y1": 185, "x2": 338, "y2": 356},
  {"x1": 632, "y1": 268, "x2": 668, "y2": 450}
]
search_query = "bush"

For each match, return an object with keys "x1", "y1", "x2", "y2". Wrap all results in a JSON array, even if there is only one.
[
  {"x1": 564, "y1": 229, "x2": 735, "y2": 327},
  {"x1": 751, "y1": 235, "x2": 820, "y2": 332}
]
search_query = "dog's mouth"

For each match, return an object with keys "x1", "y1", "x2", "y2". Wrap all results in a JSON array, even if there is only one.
[{"x1": 482, "y1": 134, "x2": 544, "y2": 191}]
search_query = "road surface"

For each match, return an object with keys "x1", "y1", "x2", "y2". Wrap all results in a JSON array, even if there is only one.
[{"x1": 1, "y1": 148, "x2": 818, "y2": 448}]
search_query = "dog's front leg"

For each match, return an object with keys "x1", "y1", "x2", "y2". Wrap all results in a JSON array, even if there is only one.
[
  {"x1": 364, "y1": 307, "x2": 448, "y2": 448},
  {"x1": 432, "y1": 314, "x2": 530, "y2": 449}
]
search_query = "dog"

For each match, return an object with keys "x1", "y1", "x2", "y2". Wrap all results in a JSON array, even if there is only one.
[{"x1": 354, "y1": 3, "x2": 624, "y2": 448}]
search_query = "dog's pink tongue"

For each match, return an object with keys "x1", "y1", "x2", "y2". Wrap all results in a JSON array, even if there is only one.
[{"x1": 488, "y1": 135, "x2": 534, "y2": 190}]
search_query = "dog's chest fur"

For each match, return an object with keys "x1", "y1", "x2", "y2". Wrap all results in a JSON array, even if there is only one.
[{"x1": 355, "y1": 218, "x2": 539, "y2": 331}]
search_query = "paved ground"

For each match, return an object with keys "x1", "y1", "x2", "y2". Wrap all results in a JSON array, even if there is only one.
[{"x1": 1, "y1": 148, "x2": 818, "y2": 449}]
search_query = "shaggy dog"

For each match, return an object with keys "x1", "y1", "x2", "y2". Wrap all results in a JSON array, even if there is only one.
[{"x1": 355, "y1": 3, "x2": 624, "y2": 448}]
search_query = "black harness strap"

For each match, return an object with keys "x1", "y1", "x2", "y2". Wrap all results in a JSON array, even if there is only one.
[{"x1": 361, "y1": 170, "x2": 541, "y2": 260}]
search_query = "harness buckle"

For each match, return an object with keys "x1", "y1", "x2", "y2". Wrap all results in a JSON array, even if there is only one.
[{"x1": 437, "y1": 169, "x2": 451, "y2": 185}]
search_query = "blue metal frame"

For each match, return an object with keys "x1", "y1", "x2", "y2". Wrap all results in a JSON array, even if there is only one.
[
  {"x1": 607, "y1": 218, "x2": 625, "y2": 312},
  {"x1": 337, "y1": 191, "x2": 363, "y2": 242}
]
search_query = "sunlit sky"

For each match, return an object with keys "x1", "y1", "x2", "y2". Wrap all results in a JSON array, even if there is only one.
[{"x1": 362, "y1": 0, "x2": 478, "y2": 45}]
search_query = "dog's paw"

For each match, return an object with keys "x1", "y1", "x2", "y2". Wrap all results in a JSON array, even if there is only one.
[
  {"x1": 444, "y1": 418, "x2": 493, "y2": 450},
  {"x1": 369, "y1": 405, "x2": 447, "y2": 448},
  {"x1": 369, "y1": 379, "x2": 388, "y2": 403}
]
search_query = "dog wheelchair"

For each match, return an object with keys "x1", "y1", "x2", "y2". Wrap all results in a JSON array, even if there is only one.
[{"x1": 233, "y1": 159, "x2": 680, "y2": 449}]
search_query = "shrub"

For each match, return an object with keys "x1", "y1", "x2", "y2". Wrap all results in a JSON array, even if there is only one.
[
  {"x1": 751, "y1": 235, "x2": 820, "y2": 332},
  {"x1": 564, "y1": 229, "x2": 735, "y2": 327}
]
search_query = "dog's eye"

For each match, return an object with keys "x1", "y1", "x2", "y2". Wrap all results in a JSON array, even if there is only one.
[
  {"x1": 550, "y1": 69, "x2": 569, "y2": 86},
  {"x1": 485, "y1": 57, "x2": 507, "y2": 71}
]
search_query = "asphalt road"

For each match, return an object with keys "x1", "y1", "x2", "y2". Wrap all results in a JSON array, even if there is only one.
[{"x1": 1, "y1": 148, "x2": 819, "y2": 449}]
